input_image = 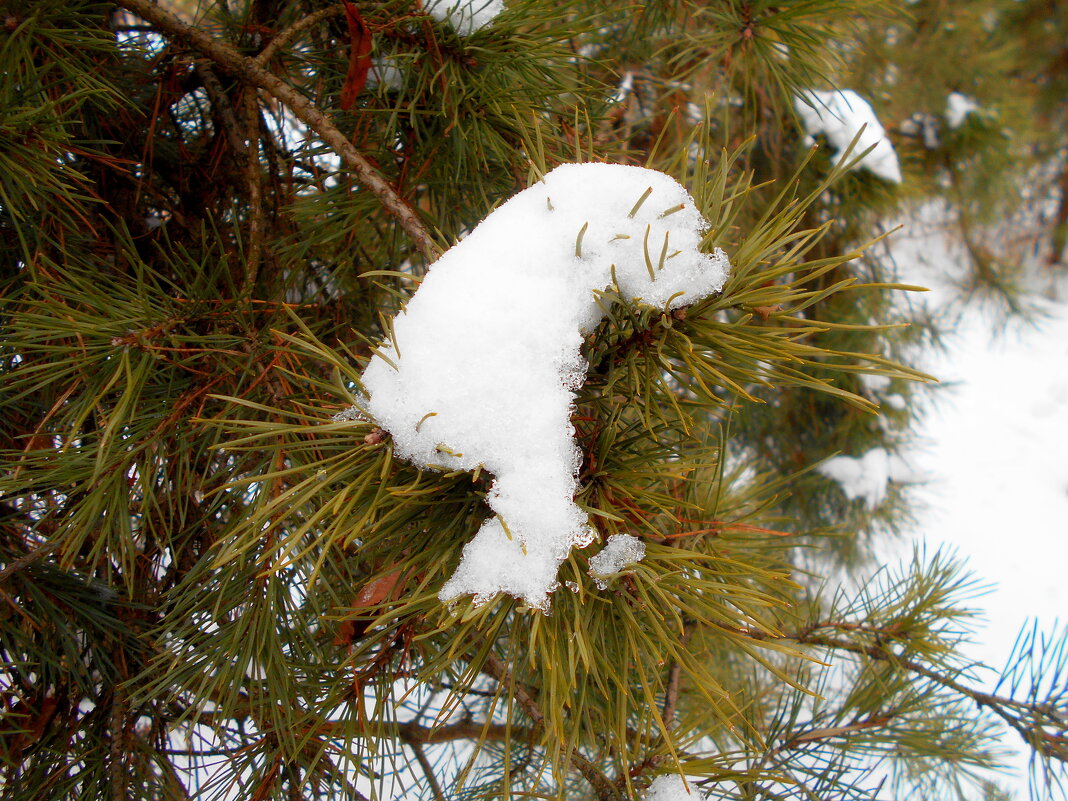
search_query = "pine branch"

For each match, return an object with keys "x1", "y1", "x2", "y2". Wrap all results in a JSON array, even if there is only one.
[
  {"x1": 112, "y1": 0, "x2": 441, "y2": 261},
  {"x1": 482, "y1": 652, "x2": 623, "y2": 801},
  {"x1": 254, "y1": 5, "x2": 346, "y2": 67},
  {"x1": 7, "y1": 2, "x2": 1064, "y2": 798},
  {"x1": 746, "y1": 622, "x2": 1068, "y2": 767}
]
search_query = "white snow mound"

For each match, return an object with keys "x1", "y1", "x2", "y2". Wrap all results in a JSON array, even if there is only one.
[
  {"x1": 644, "y1": 775, "x2": 706, "y2": 801},
  {"x1": 359, "y1": 163, "x2": 731, "y2": 610},
  {"x1": 795, "y1": 89, "x2": 903, "y2": 184}
]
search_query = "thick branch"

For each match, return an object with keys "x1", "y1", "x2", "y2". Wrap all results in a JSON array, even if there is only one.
[
  {"x1": 113, "y1": 0, "x2": 441, "y2": 261},
  {"x1": 396, "y1": 719, "x2": 525, "y2": 744},
  {"x1": 191, "y1": 706, "x2": 529, "y2": 746}
]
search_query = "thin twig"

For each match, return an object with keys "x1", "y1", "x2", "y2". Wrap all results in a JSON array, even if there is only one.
[
  {"x1": 305, "y1": 760, "x2": 371, "y2": 801},
  {"x1": 661, "y1": 660, "x2": 683, "y2": 730},
  {"x1": 156, "y1": 753, "x2": 194, "y2": 800},
  {"x1": 194, "y1": 59, "x2": 247, "y2": 157},
  {"x1": 243, "y1": 87, "x2": 265, "y2": 290},
  {"x1": 743, "y1": 623, "x2": 1068, "y2": 765},
  {"x1": 742, "y1": 709, "x2": 896, "y2": 793},
  {"x1": 254, "y1": 4, "x2": 346, "y2": 67},
  {"x1": 109, "y1": 687, "x2": 128, "y2": 801},
  {"x1": 481, "y1": 651, "x2": 622, "y2": 801},
  {"x1": 483, "y1": 652, "x2": 542, "y2": 725},
  {"x1": 785, "y1": 715, "x2": 892, "y2": 747},
  {"x1": 283, "y1": 761, "x2": 302, "y2": 801},
  {"x1": 113, "y1": 0, "x2": 441, "y2": 261},
  {"x1": 0, "y1": 538, "x2": 62, "y2": 584},
  {"x1": 661, "y1": 622, "x2": 694, "y2": 730},
  {"x1": 408, "y1": 741, "x2": 446, "y2": 801},
  {"x1": 1047, "y1": 163, "x2": 1068, "y2": 267}
]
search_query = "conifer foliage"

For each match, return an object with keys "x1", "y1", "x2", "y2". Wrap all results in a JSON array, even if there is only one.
[{"x1": 1, "y1": 1, "x2": 1065, "y2": 800}]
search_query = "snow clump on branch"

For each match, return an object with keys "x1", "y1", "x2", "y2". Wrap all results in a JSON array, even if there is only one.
[
  {"x1": 424, "y1": 0, "x2": 504, "y2": 35},
  {"x1": 644, "y1": 775, "x2": 708, "y2": 801},
  {"x1": 588, "y1": 534, "x2": 646, "y2": 589},
  {"x1": 359, "y1": 163, "x2": 730, "y2": 610},
  {"x1": 794, "y1": 89, "x2": 903, "y2": 184}
]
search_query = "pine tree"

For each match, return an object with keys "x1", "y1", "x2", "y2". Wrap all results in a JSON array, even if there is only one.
[{"x1": 1, "y1": 1, "x2": 1065, "y2": 800}]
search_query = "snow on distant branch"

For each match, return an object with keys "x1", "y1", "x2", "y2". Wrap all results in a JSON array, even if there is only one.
[
  {"x1": 818, "y1": 448, "x2": 917, "y2": 509},
  {"x1": 359, "y1": 163, "x2": 730, "y2": 610},
  {"x1": 795, "y1": 89, "x2": 903, "y2": 184}
]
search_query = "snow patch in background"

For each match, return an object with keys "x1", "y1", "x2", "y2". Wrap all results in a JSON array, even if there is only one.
[
  {"x1": 795, "y1": 89, "x2": 903, "y2": 184},
  {"x1": 882, "y1": 210, "x2": 1068, "y2": 795},
  {"x1": 424, "y1": 0, "x2": 504, "y2": 35},
  {"x1": 818, "y1": 448, "x2": 916, "y2": 509},
  {"x1": 644, "y1": 775, "x2": 706, "y2": 801},
  {"x1": 360, "y1": 163, "x2": 730, "y2": 610},
  {"x1": 945, "y1": 92, "x2": 980, "y2": 129},
  {"x1": 588, "y1": 533, "x2": 646, "y2": 589},
  {"x1": 367, "y1": 57, "x2": 405, "y2": 91}
]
